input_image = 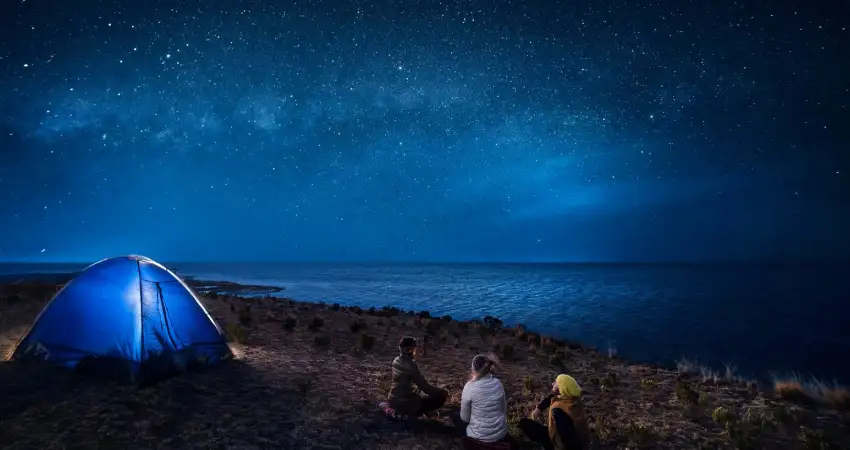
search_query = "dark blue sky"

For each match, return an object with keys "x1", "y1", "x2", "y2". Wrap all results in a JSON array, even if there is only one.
[{"x1": 1, "y1": 0, "x2": 848, "y2": 263}]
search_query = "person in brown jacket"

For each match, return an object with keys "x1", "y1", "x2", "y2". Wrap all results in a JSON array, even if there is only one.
[
  {"x1": 384, "y1": 336, "x2": 448, "y2": 418},
  {"x1": 518, "y1": 374, "x2": 591, "y2": 450}
]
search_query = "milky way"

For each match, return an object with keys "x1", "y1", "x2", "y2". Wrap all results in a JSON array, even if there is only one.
[{"x1": 1, "y1": 1, "x2": 848, "y2": 262}]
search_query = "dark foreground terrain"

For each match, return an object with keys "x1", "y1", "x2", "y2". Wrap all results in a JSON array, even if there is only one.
[{"x1": 1, "y1": 277, "x2": 848, "y2": 449}]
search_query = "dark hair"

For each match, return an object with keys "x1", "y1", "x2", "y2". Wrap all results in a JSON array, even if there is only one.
[
  {"x1": 399, "y1": 336, "x2": 418, "y2": 351},
  {"x1": 471, "y1": 354, "x2": 498, "y2": 377}
]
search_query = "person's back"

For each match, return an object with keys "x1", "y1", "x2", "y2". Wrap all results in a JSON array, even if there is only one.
[
  {"x1": 461, "y1": 374, "x2": 508, "y2": 442},
  {"x1": 389, "y1": 350, "x2": 422, "y2": 414},
  {"x1": 387, "y1": 336, "x2": 447, "y2": 417}
]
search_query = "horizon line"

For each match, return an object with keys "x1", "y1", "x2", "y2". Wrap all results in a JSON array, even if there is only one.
[{"x1": 1, "y1": 258, "x2": 848, "y2": 266}]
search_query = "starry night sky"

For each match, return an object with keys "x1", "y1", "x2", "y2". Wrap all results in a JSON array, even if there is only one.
[{"x1": 1, "y1": 0, "x2": 848, "y2": 263}]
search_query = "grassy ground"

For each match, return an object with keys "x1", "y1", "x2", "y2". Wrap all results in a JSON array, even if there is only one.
[{"x1": 1, "y1": 280, "x2": 848, "y2": 449}]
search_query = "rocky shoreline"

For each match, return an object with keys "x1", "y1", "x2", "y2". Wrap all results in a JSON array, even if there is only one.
[{"x1": 1, "y1": 276, "x2": 848, "y2": 449}]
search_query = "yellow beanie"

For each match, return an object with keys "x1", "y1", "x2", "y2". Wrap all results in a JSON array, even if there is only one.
[{"x1": 555, "y1": 374, "x2": 581, "y2": 398}]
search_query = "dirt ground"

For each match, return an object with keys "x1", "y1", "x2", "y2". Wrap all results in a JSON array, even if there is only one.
[{"x1": 1, "y1": 280, "x2": 848, "y2": 449}]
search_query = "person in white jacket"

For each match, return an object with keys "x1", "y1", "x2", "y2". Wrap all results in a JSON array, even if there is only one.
[{"x1": 457, "y1": 353, "x2": 511, "y2": 445}]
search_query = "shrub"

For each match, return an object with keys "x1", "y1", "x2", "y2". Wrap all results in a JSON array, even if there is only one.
[
  {"x1": 295, "y1": 377, "x2": 312, "y2": 394},
  {"x1": 640, "y1": 379, "x2": 655, "y2": 388},
  {"x1": 514, "y1": 324, "x2": 527, "y2": 340},
  {"x1": 699, "y1": 392, "x2": 710, "y2": 406},
  {"x1": 225, "y1": 323, "x2": 245, "y2": 343},
  {"x1": 330, "y1": 303, "x2": 340, "y2": 311},
  {"x1": 308, "y1": 315, "x2": 324, "y2": 330},
  {"x1": 594, "y1": 416, "x2": 612, "y2": 441},
  {"x1": 712, "y1": 406, "x2": 733, "y2": 425},
  {"x1": 798, "y1": 426, "x2": 834, "y2": 450},
  {"x1": 624, "y1": 420, "x2": 656, "y2": 447},
  {"x1": 425, "y1": 319, "x2": 442, "y2": 337},
  {"x1": 675, "y1": 379, "x2": 699, "y2": 405},
  {"x1": 359, "y1": 333, "x2": 375, "y2": 352},
  {"x1": 526, "y1": 333, "x2": 541, "y2": 346},
  {"x1": 350, "y1": 319, "x2": 367, "y2": 333},
  {"x1": 482, "y1": 315, "x2": 503, "y2": 330},
  {"x1": 522, "y1": 375, "x2": 533, "y2": 395},
  {"x1": 283, "y1": 316, "x2": 297, "y2": 331},
  {"x1": 351, "y1": 306, "x2": 363, "y2": 315},
  {"x1": 381, "y1": 306, "x2": 401, "y2": 317},
  {"x1": 441, "y1": 314, "x2": 452, "y2": 323},
  {"x1": 417, "y1": 310, "x2": 431, "y2": 319},
  {"x1": 238, "y1": 305, "x2": 252, "y2": 326},
  {"x1": 602, "y1": 372, "x2": 618, "y2": 387},
  {"x1": 229, "y1": 303, "x2": 235, "y2": 312},
  {"x1": 314, "y1": 334, "x2": 330, "y2": 347},
  {"x1": 501, "y1": 343, "x2": 515, "y2": 360}
]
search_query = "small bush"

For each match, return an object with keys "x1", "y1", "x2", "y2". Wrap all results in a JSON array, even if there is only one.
[
  {"x1": 308, "y1": 315, "x2": 324, "y2": 330},
  {"x1": 238, "y1": 305, "x2": 252, "y2": 326},
  {"x1": 483, "y1": 315, "x2": 503, "y2": 330},
  {"x1": 798, "y1": 426, "x2": 835, "y2": 450},
  {"x1": 417, "y1": 310, "x2": 431, "y2": 319},
  {"x1": 350, "y1": 319, "x2": 367, "y2": 333},
  {"x1": 425, "y1": 319, "x2": 442, "y2": 337},
  {"x1": 283, "y1": 316, "x2": 297, "y2": 331},
  {"x1": 675, "y1": 379, "x2": 699, "y2": 405},
  {"x1": 712, "y1": 406, "x2": 733, "y2": 425},
  {"x1": 359, "y1": 333, "x2": 375, "y2": 352},
  {"x1": 522, "y1": 375, "x2": 533, "y2": 395},
  {"x1": 501, "y1": 343, "x2": 515, "y2": 360},
  {"x1": 699, "y1": 392, "x2": 710, "y2": 406},
  {"x1": 351, "y1": 306, "x2": 363, "y2": 315},
  {"x1": 229, "y1": 303, "x2": 235, "y2": 312},
  {"x1": 602, "y1": 372, "x2": 618, "y2": 387},
  {"x1": 549, "y1": 354, "x2": 564, "y2": 368},
  {"x1": 381, "y1": 306, "x2": 402, "y2": 317},
  {"x1": 623, "y1": 420, "x2": 656, "y2": 447},
  {"x1": 526, "y1": 333, "x2": 541, "y2": 346},
  {"x1": 314, "y1": 334, "x2": 331, "y2": 347},
  {"x1": 514, "y1": 324, "x2": 527, "y2": 340},
  {"x1": 225, "y1": 323, "x2": 245, "y2": 343},
  {"x1": 440, "y1": 314, "x2": 452, "y2": 323},
  {"x1": 640, "y1": 379, "x2": 655, "y2": 388},
  {"x1": 594, "y1": 416, "x2": 612, "y2": 441},
  {"x1": 330, "y1": 303, "x2": 340, "y2": 311},
  {"x1": 295, "y1": 377, "x2": 313, "y2": 394}
]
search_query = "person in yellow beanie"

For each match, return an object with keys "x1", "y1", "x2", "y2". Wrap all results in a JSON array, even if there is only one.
[{"x1": 518, "y1": 374, "x2": 591, "y2": 450}]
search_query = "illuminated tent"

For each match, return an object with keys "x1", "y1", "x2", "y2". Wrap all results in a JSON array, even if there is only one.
[{"x1": 10, "y1": 255, "x2": 233, "y2": 384}]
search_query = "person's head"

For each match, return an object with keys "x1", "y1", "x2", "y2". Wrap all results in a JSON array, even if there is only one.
[
  {"x1": 398, "y1": 336, "x2": 418, "y2": 357},
  {"x1": 551, "y1": 374, "x2": 582, "y2": 399},
  {"x1": 470, "y1": 353, "x2": 500, "y2": 380}
]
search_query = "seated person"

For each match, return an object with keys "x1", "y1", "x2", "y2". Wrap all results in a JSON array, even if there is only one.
[
  {"x1": 518, "y1": 374, "x2": 591, "y2": 450},
  {"x1": 456, "y1": 354, "x2": 517, "y2": 450},
  {"x1": 381, "y1": 336, "x2": 448, "y2": 419}
]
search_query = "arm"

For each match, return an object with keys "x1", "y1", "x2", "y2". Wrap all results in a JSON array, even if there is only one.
[
  {"x1": 531, "y1": 393, "x2": 555, "y2": 419},
  {"x1": 410, "y1": 361, "x2": 444, "y2": 396},
  {"x1": 460, "y1": 382, "x2": 472, "y2": 423}
]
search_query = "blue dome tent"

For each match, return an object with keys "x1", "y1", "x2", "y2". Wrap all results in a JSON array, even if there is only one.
[{"x1": 10, "y1": 255, "x2": 233, "y2": 383}]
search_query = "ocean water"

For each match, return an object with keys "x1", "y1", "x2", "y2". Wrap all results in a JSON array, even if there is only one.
[{"x1": 3, "y1": 262, "x2": 849, "y2": 382}]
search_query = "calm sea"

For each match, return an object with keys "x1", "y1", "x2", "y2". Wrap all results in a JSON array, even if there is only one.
[{"x1": 2, "y1": 262, "x2": 849, "y2": 383}]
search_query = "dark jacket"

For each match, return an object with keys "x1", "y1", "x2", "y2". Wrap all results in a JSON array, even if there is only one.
[
  {"x1": 388, "y1": 352, "x2": 443, "y2": 415},
  {"x1": 538, "y1": 394, "x2": 591, "y2": 450}
]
